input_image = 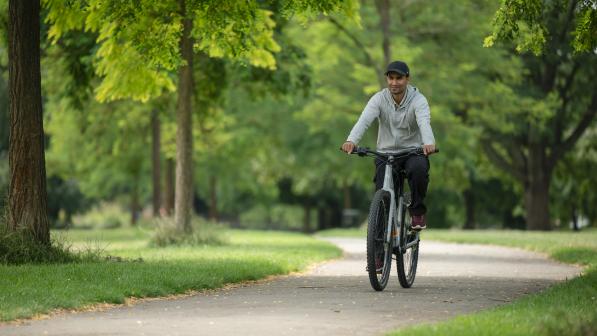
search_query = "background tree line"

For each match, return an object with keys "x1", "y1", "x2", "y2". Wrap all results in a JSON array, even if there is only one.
[{"x1": 1, "y1": 0, "x2": 595, "y2": 243}]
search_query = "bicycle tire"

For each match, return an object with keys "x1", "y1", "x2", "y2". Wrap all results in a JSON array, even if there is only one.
[
  {"x1": 366, "y1": 190, "x2": 393, "y2": 291},
  {"x1": 396, "y1": 200, "x2": 419, "y2": 288}
]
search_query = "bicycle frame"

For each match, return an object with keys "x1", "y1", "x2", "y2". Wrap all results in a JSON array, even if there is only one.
[{"x1": 381, "y1": 157, "x2": 402, "y2": 248}]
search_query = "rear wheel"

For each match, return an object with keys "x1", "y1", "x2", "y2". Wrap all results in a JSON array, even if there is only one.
[
  {"x1": 396, "y1": 201, "x2": 419, "y2": 288},
  {"x1": 366, "y1": 190, "x2": 393, "y2": 291}
]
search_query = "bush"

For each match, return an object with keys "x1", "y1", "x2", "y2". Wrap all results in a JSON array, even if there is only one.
[
  {"x1": 0, "y1": 222, "x2": 100, "y2": 265},
  {"x1": 72, "y1": 202, "x2": 128, "y2": 229},
  {"x1": 150, "y1": 217, "x2": 228, "y2": 247}
]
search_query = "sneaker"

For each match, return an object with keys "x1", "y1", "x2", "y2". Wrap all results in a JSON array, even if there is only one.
[
  {"x1": 366, "y1": 259, "x2": 384, "y2": 274},
  {"x1": 376, "y1": 258, "x2": 384, "y2": 274},
  {"x1": 411, "y1": 214, "x2": 427, "y2": 230}
]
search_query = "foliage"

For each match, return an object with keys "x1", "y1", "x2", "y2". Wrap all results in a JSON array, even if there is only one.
[
  {"x1": 44, "y1": 96, "x2": 152, "y2": 206},
  {"x1": 485, "y1": 0, "x2": 597, "y2": 54},
  {"x1": 43, "y1": 0, "x2": 358, "y2": 102},
  {"x1": 150, "y1": 217, "x2": 228, "y2": 247}
]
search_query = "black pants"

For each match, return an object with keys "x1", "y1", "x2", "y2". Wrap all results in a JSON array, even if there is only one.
[{"x1": 374, "y1": 155, "x2": 429, "y2": 216}]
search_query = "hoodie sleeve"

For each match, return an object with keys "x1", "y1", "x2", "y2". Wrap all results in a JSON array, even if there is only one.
[
  {"x1": 346, "y1": 93, "x2": 381, "y2": 145},
  {"x1": 414, "y1": 96, "x2": 435, "y2": 145}
]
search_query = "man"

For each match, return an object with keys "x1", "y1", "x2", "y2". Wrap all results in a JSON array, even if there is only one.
[{"x1": 341, "y1": 61, "x2": 436, "y2": 230}]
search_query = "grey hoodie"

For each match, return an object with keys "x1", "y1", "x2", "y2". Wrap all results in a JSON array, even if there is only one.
[{"x1": 346, "y1": 85, "x2": 435, "y2": 153}]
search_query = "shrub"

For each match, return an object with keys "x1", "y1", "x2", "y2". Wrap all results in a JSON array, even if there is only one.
[
  {"x1": 71, "y1": 202, "x2": 128, "y2": 229},
  {"x1": 0, "y1": 222, "x2": 100, "y2": 265},
  {"x1": 150, "y1": 217, "x2": 228, "y2": 247}
]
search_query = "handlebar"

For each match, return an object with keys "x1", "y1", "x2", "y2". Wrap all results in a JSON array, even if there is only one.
[{"x1": 340, "y1": 146, "x2": 439, "y2": 160}]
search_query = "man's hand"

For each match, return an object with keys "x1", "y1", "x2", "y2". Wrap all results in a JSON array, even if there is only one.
[
  {"x1": 423, "y1": 144, "x2": 436, "y2": 156},
  {"x1": 342, "y1": 141, "x2": 356, "y2": 154}
]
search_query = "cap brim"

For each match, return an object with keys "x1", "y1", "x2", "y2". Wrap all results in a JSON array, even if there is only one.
[{"x1": 385, "y1": 70, "x2": 407, "y2": 76}]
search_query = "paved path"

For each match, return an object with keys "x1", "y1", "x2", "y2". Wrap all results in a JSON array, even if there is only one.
[{"x1": 2, "y1": 238, "x2": 580, "y2": 336}]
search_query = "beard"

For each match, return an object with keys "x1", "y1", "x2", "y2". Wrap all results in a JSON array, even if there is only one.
[{"x1": 389, "y1": 86, "x2": 404, "y2": 94}]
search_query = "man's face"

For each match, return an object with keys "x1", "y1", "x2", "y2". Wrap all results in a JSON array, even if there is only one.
[{"x1": 386, "y1": 72, "x2": 409, "y2": 95}]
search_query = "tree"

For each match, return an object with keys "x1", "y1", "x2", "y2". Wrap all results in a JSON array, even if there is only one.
[
  {"x1": 7, "y1": 0, "x2": 50, "y2": 243},
  {"x1": 482, "y1": 0, "x2": 597, "y2": 230},
  {"x1": 45, "y1": 0, "x2": 357, "y2": 232}
]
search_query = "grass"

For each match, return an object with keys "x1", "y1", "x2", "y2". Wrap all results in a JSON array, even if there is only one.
[
  {"x1": 319, "y1": 227, "x2": 597, "y2": 335},
  {"x1": 0, "y1": 227, "x2": 341, "y2": 322},
  {"x1": 379, "y1": 228, "x2": 596, "y2": 336}
]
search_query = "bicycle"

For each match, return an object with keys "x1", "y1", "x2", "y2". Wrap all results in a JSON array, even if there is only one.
[{"x1": 349, "y1": 146, "x2": 438, "y2": 291}]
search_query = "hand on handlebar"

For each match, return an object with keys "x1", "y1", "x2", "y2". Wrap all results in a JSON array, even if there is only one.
[
  {"x1": 423, "y1": 144, "x2": 436, "y2": 156},
  {"x1": 341, "y1": 141, "x2": 356, "y2": 154}
]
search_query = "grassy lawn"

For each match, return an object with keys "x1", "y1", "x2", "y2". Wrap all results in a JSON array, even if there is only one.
[
  {"x1": 0, "y1": 228, "x2": 341, "y2": 322},
  {"x1": 319, "y1": 227, "x2": 597, "y2": 336}
]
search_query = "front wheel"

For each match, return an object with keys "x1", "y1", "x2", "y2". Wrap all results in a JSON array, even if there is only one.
[
  {"x1": 396, "y1": 202, "x2": 419, "y2": 288},
  {"x1": 366, "y1": 190, "x2": 393, "y2": 291}
]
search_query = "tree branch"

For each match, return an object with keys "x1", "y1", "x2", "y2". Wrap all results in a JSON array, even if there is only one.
[
  {"x1": 327, "y1": 16, "x2": 384, "y2": 89},
  {"x1": 506, "y1": 140, "x2": 528, "y2": 176},
  {"x1": 549, "y1": 93, "x2": 597, "y2": 169},
  {"x1": 554, "y1": 59, "x2": 580, "y2": 143},
  {"x1": 481, "y1": 139, "x2": 526, "y2": 183},
  {"x1": 374, "y1": 0, "x2": 391, "y2": 67},
  {"x1": 559, "y1": 0, "x2": 579, "y2": 45}
]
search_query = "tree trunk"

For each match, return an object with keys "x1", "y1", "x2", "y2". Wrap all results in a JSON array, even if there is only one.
[
  {"x1": 571, "y1": 207, "x2": 579, "y2": 231},
  {"x1": 303, "y1": 205, "x2": 312, "y2": 233},
  {"x1": 462, "y1": 188, "x2": 475, "y2": 230},
  {"x1": 174, "y1": 0, "x2": 194, "y2": 233},
  {"x1": 151, "y1": 109, "x2": 161, "y2": 217},
  {"x1": 343, "y1": 183, "x2": 352, "y2": 210},
  {"x1": 375, "y1": 0, "x2": 391, "y2": 67},
  {"x1": 7, "y1": 0, "x2": 50, "y2": 244},
  {"x1": 163, "y1": 158, "x2": 175, "y2": 216},
  {"x1": 525, "y1": 144, "x2": 552, "y2": 230},
  {"x1": 208, "y1": 174, "x2": 218, "y2": 222},
  {"x1": 130, "y1": 183, "x2": 139, "y2": 226},
  {"x1": 524, "y1": 178, "x2": 551, "y2": 230}
]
